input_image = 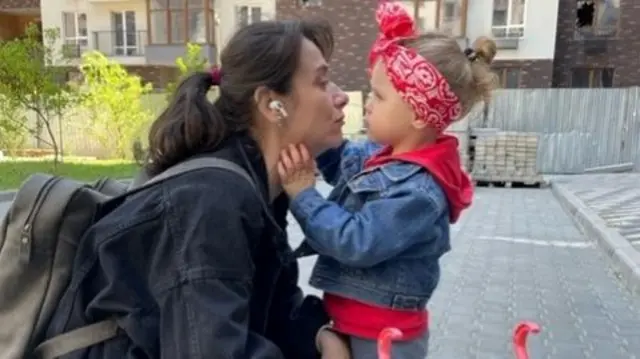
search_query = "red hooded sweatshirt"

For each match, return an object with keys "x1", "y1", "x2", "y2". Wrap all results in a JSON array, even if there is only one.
[
  {"x1": 363, "y1": 134, "x2": 473, "y2": 223},
  {"x1": 324, "y1": 134, "x2": 474, "y2": 340}
]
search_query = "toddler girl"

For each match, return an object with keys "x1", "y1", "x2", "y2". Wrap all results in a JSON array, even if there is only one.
[{"x1": 278, "y1": 2, "x2": 497, "y2": 358}]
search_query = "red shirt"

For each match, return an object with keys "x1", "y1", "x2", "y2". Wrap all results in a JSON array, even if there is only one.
[{"x1": 324, "y1": 293, "x2": 428, "y2": 340}]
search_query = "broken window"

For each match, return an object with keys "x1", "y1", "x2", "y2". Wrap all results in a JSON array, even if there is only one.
[{"x1": 576, "y1": 0, "x2": 619, "y2": 36}]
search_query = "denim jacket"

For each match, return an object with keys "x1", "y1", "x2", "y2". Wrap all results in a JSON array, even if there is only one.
[{"x1": 291, "y1": 140, "x2": 451, "y2": 310}]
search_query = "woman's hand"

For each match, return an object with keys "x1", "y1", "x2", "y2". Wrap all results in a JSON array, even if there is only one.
[
  {"x1": 317, "y1": 328, "x2": 351, "y2": 359},
  {"x1": 278, "y1": 144, "x2": 316, "y2": 197}
]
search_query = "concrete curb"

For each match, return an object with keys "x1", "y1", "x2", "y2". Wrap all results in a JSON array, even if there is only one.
[
  {"x1": 551, "y1": 181, "x2": 640, "y2": 295},
  {"x1": 0, "y1": 191, "x2": 15, "y2": 202}
]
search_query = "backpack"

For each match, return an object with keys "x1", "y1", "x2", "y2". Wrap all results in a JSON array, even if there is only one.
[{"x1": 0, "y1": 158, "x2": 259, "y2": 359}]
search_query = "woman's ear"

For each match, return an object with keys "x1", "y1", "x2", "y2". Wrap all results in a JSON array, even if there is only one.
[{"x1": 254, "y1": 86, "x2": 279, "y2": 126}]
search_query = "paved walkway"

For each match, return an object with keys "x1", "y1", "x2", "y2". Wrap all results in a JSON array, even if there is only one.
[
  {"x1": 0, "y1": 201, "x2": 9, "y2": 217},
  {"x1": 293, "y1": 184, "x2": 640, "y2": 358},
  {"x1": 3, "y1": 184, "x2": 640, "y2": 358},
  {"x1": 553, "y1": 174, "x2": 640, "y2": 247}
]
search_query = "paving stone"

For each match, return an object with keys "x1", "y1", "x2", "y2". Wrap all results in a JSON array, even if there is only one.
[
  {"x1": 2, "y1": 182, "x2": 640, "y2": 358},
  {"x1": 291, "y1": 183, "x2": 640, "y2": 358}
]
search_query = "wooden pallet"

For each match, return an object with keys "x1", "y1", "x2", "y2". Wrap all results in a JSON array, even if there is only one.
[{"x1": 474, "y1": 180, "x2": 546, "y2": 188}]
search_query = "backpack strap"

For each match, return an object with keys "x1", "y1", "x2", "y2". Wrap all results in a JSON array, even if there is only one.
[
  {"x1": 32, "y1": 157, "x2": 266, "y2": 359},
  {"x1": 136, "y1": 157, "x2": 258, "y2": 193},
  {"x1": 32, "y1": 320, "x2": 118, "y2": 359}
]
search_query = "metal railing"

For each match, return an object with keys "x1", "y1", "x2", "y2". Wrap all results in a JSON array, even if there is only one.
[
  {"x1": 574, "y1": 25, "x2": 617, "y2": 40},
  {"x1": 491, "y1": 25, "x2": 524, "y2": 39},
  {"x1": 92, "y1": 30, "x2": 147, "y2": 57}
]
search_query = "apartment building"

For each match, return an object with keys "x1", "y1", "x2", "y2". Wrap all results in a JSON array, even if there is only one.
[
  {"x1": 553, "y1": 0, "x2": 635, "y2": 88},
  {"x1": 278, "y1": 0, "x2": 559, "y2": 91},
  {"x1": 0, "y1": 0, "x2": 40, "y2": 41},
  {"x1": 21, "y1": 0, "x2": 640, "y2": 90},
  {"x1": 36, "y1": 0, "x2": 281, "y2": 87}
]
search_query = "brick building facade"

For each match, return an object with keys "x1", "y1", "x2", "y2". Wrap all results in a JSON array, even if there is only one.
[
  {"x1": 276, "y1": 0, "x2": 378, "y2": 92},
  {"x1": 277, "y1": 0, "x2": 559, "y2": 91},
  {"x1": 552, "y1": 0, "x2": 638, "y2": 88}
]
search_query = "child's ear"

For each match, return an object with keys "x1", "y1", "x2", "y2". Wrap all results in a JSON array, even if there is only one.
[{"x1": 411, "y1": 117, "x2": 427, "y2": 130}]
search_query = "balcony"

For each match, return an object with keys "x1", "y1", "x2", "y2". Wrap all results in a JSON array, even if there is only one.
[
  {"x1": 62, "y1": 43, "x2": 87, "y2": 59},
  {"x1": 0, "y1": 0, "x2": 39, "y2": 10},
  {"x1": 93, "y1": 30, "x2": 147, "y2": 57},
  {"x1": 491, "y1": 25, "x2": 523, "y2": 49}
]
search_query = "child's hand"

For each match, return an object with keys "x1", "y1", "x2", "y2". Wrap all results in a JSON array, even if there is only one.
[{"x1": 278, "y1": 144, "x2": 316, "y2": 197}]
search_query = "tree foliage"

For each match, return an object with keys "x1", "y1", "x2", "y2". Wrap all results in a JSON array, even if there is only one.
[
  {"x1": 79, "y1": 51, "x2": 153, "y2": 159},
  {"x1": 0, "y1": 24, "x2": 78, "y2": 162},
  {"x1": 0, "y1": 96, "x2": 27, "y2": 154},
  {"x1": 0, "y1": 24, "x2": 80, "y2": 162},
  {"x1": 165, "y1": 43, "x2": 209, "y2": 101}
]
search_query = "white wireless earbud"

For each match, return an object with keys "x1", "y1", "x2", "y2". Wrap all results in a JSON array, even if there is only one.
[{"x1": 268, "y1": 100, "x2": 288, "y2": 118}]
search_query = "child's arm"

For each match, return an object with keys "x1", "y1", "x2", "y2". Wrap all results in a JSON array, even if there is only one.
[
  {"x1": 316, "y1": 140, "x2": 382, "y2": 186},
  {"x1": 289, "y1": 183, "x2": 445, "y2": 267}
]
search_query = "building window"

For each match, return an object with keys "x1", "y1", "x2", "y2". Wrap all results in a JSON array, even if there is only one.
[
  {"x1": 495, "y1": 68, "x2": 521, "y2": 88},
  {"x1": 110, "y1": 11, "x2": 139, "y2": 56},
  {"x1": 147, "y1": 0, "x2": 215, "y2": 44},
  {"x1": 575, "y1": 0, "x2": 619, "y2": 37},
  {"x1": 399, "y1": 1, "x2": 429, "y2": 31},
  {"x1": 437, "y1": 0, "x2": 467, "y2": 38},
  {"x1": 236, "y1": 6, "x2": 262, "y2": 28},
  {"x1": 571, "y1": 68, "x2": 614, "y2": 88},
  {"x1": 300, "y1": 0, "x2": 322, "y2": 6},
  {"x1": 492, "y1": 0, "x2": 525, "y2": 38},
  {"x1": 62, "y1": 12, "x2": 88, "y2": 57}
]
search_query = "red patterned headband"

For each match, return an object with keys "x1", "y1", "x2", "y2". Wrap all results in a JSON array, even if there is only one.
[{"x1": 369, "y1": 1, "x2": 461, "y2": 131}]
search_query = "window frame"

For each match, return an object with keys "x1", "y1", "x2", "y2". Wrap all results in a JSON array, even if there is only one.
[
  {"x1": 494, "y1": 67, "x2": 521, "y2": 88},
  {"x1": 146, "y1": 0, "x2": 215, "y2": 45},
  {"x1": 491, "y1": 0, "x2": 526, "y2": 39},
  {"x1": 571, "y1": 67, "x2": 614, "y2": 88}
]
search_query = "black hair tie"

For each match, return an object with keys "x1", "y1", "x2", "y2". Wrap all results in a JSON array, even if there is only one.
[{"x1": 464, "y1": 48, "x2": 478, "y2": 62}]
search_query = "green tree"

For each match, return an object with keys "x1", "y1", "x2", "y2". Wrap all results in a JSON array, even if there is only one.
[
  {"x1": 0, "y1": 95, "x2": 27, "y2": 154},
  {"x1": 79, "y1": 51, "x2": 153, "y2": 159},
  {"x1": 0, "y1": 24, "x2": 80, "y2": 163},
  {"x1": 165, "y1": 43, "x2": 209, "y2": 101}
]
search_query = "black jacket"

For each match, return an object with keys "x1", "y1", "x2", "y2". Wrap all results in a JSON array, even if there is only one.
[{"x1": 45, "y1": 136, "x2": 330, "y2": 358}]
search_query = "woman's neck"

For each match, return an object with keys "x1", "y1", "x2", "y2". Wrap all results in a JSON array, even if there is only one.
[{"x1": 250, "y1": 129, "x2": 283, "y2": 202}]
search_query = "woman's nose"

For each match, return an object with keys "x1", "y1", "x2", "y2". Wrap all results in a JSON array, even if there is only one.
[{"x1": 329, "y1": 82, "x2": 349, "y2": 109}]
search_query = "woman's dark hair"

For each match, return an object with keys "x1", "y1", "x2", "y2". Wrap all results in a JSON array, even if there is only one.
[{"x1": 144, "y1": 19, "x2": 334, "y2": 175}]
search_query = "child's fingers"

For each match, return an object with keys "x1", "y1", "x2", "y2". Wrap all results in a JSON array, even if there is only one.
[
  {"x1": 280, "y1": 149, "x2": 294, "y2": 171},
  {"x1": 288, "y1": 144, "x2": 302, "y2": 165},
  {"x1": 277, "y1": 161, "x2": 287, "y2": 179},
  {"x1": 298, "y1": 144, "x2": 311, "y2": 163}
]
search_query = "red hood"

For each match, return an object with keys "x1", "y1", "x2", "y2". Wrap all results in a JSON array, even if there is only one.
[{"x1": 364, "y1": 135, "x2": 473, "y2": 223}]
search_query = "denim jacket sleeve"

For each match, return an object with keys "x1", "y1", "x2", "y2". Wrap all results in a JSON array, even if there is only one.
[
  {"x1": 150, "y1": 171, "x2": 285, "y2": 359},
  {"x1": 315, "y1": 140, "x2": 382, "y2": 185},
  {"x1": 289, "y1": 178, "x2": 446, "y2": 268}
]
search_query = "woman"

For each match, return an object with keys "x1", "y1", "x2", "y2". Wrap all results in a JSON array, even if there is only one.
[{"x1": 43, "y1": 19, "x2": 351, "y2": 358}]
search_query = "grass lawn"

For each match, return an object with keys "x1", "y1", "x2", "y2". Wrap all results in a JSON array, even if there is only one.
[{"x1": 0, "y1": 158, "x2": 138, "y2": 191}]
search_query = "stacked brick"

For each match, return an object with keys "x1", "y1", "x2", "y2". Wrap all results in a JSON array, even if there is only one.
[{"x1": 471, "y1": 131, "x2": 543, "y2": 184}]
